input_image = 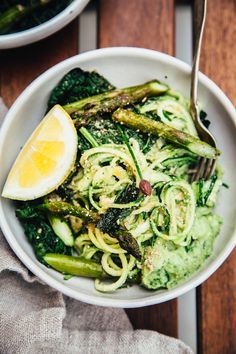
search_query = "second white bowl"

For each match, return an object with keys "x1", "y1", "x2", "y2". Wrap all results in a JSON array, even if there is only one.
[{"x1": 0, "y1": 0, "x2": 90, "y2": 49}]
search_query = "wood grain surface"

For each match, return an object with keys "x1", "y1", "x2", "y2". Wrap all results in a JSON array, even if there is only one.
[
  {"x1": 0, "y1": 21, "x2": 78, "y2": 107},
  {"x1": 195, "y1": 1, "x2": 236, "y2": 353},
  {"x1": 99, "y1": 0, "x2": 175, "y2": 54},
  {"x1": 196, "y1": 0, "x2": 236, "y2": 104},
  {"x1": 98, "y1": 0, "x2": 178, "y2": 338}
]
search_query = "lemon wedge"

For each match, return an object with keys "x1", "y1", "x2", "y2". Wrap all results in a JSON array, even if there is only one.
[{"x1": 2, "y1": 105, "x2": 77, "y2": 201}]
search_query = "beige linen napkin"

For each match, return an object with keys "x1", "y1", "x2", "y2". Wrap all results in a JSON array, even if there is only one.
[{"x1": 0, "y1": 99, "x2": 193, "y2": 354}]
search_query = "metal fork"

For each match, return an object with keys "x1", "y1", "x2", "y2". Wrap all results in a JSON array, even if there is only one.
[{"x1": 190, "y1": 0, "x2": 217, "y2": 182}]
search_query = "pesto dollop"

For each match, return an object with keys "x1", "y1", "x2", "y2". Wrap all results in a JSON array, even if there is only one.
[{"x1": 142, "y1": 208, "x2": 223, "y2": 289}]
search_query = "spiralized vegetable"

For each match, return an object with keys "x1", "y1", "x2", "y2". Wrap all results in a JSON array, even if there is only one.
[
  {"x1": 73, "y1": 144, "x2": 140, "y2": 212},
  {"x1": 150, "y1": 180, "x2": 195, "y2": 246},
  {"x1": 95, "y1": 254, "x2": 129, "y2": 292},
  {"x1": 138, "y1": 94, "x2": 198, "y2": 136},
  {"x1": 72, "y1": 136, "x2": 199, "y2": 291},
  {"x1": 68, "y1": 102, "x2": 220, "y2": 292},
  {"x1": 75, "y1": 225, "x2": 136, "y2": 292}
]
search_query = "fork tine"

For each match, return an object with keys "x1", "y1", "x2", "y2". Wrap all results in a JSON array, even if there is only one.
[
  {"x1": 190, "y1": 158, "x2": 216, "y2": 183},
  {"x1": 202, "y1": 158, "x2": 213, "y2": 180},
  {"x1": 203, "y1": 159, "x2": 216, "y2": 180},
  {"x1": 190, "y1": 158, "x2": 200, "y2": 183},
  {"x1": 191, "y1": 157, "x2": 207, "y2": 182},
  {"x1": 210, "y1": 159, "x2": 216, "y2": 178}
]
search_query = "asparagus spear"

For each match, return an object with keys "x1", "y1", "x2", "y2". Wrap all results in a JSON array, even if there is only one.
[
  {"x1": 113, "y1": 229, "x2": 141, "y2": 261},
  {"x1": 63, "y1": 81, "x2": 168, "y2": 123},
  {"x1": 97, "y1": 185, "x2": 141, "y2": 260},
  {"x1": 44, "y1": 254, "x2": 103, "y2": 278},
  {"x1": 38, "y1": 201, "x2": 99, "y2": 223},
  {"x1": 0, "y1": 1, "x2": 54, "y2": 34},
  {"x1": 112, "y1": 109, "x2": 220, "y2": 159}
]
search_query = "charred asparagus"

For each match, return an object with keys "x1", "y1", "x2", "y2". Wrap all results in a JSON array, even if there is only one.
[
  {"x1": 38, "y1": 201, "x2": 99, "y2": 223},
  {"x1": 63, "y1": 81, "x2": 168, "y2": 123},
  {"x1": 112, "y1": 108, "x2": 220, "y2": 159}
]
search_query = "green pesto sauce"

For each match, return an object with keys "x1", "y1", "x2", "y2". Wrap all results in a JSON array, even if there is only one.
[{"x1": 141, "y1": 207, "x2": 223, "y2": 290}]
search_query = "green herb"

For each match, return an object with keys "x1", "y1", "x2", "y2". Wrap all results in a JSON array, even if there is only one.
[
  {"x1": 76, "y1": 115, "x2": 156, "y2": 154},
  {"x1": 116, "y1": 123, "x2": 143, "y2": 180},
  {"x1": 163, "y1": 110, "x2": 174, "y2": 121},
  {"x1": 79, "y1": 127, "x2": 99, "y2": 148},
  {"x1": 204, "y1": 175, "x2": 217, "y2": 204}
]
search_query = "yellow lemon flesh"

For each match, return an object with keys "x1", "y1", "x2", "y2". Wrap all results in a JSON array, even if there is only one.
[{"x1": 2, "y1": 105, "x2": 78, "y2": 200}]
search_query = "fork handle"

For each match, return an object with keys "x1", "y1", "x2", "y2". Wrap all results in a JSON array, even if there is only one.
[{"x1": 190, "y1": 0, "x2": 207, "y2": 113}]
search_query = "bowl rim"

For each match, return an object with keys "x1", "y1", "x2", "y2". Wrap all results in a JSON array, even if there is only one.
[
  {"x1": 0, "y1": 47, "x2": 235, "y2": 308},
  {"x1": 0, "y1": 0, "x2": 89, "y2": 49}
]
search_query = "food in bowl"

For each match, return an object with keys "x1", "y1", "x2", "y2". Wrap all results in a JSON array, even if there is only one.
[
  {"x1": 0, "y1": 0, "x2": 73, "y2": 35},
  {"x1": 2, "y1": 67, "x2": 223, "y2": 293}
]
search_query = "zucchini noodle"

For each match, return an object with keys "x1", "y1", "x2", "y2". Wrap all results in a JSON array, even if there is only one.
[
  {"x1": 102, "y1": 253, "x2": 123, "y2": 276},
  {"x1": 96, "y1": 253, "x2": 136, "y2": 292},
  {"x1": 82, "y1": 246, "x2": 99, "y2": 259},
  {"x1": 81, "y1": 146, "x2": 136, "y2": 174},
  {"x1": 88, "y1": 225, "x2": 126, "y2": 254},
  {"x1": 72, "y1": 144, "x2": 145, "y2": 211},
  {"x1": 150, "y1": 180, "x2": 195, "y2": 245},
  {"x1": 139, "y1": 95, "x2": 197, "y2": 136},
  {"x1": 65, "y1": 90, "x2": 222, "y2": 293},
  {"x1": 95, "y1": 254, "x2": 129, "y2": 292},
  {"x1": 74, "y1": 233, "x2": 91, "y2": 249},
  {"x1": 74, "y1": 234, "x2": 100, "y2": 259},
  {"x1": 74, "y1": 225, "x2": 136, "y2": 292}
]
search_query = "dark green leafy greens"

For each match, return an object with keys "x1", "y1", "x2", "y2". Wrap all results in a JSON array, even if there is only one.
[
  {"x1": 48, "y1": 68, "x2": 115, "y2": 109},
  {"x1": 77, "y1": 115, "x2": 155, "y2": 153},
  {"x1": 16, "y1": 202, "x2": 71, "y2": 265},
  {"x1": 76, "y1": 102, "x2": 161, "y2": 154}
]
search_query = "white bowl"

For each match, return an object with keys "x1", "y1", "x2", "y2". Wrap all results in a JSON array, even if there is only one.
[
  {"x1": 0, "y1": 47, "x2": 235, "y2": 308},
  {"x1": 0, "y1": 0, "x2": 89, "y2": 49}
]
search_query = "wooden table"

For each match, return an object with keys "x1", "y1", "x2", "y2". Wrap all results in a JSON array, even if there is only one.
[{"x1": 0, "y1": 1, "x2": 235, "y2": 353}]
